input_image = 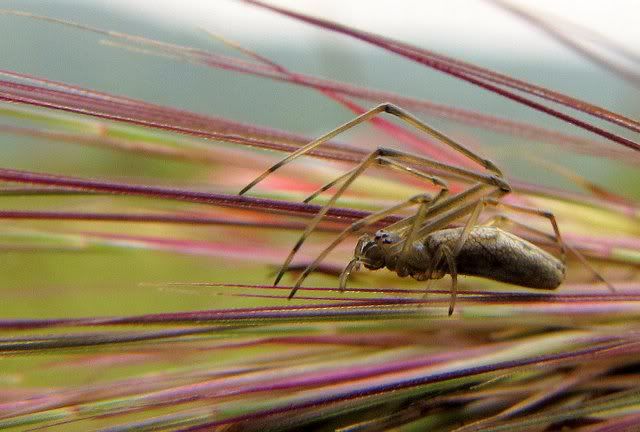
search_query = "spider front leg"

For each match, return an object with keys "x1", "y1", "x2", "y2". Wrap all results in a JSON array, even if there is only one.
[{"x1": 239, "y1": 103, "x2": 510, "y2": 197}]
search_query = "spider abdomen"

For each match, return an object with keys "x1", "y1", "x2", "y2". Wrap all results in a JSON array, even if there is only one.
[{"x1": 424, "y1": 226, "x2": 565, "y2": 289}]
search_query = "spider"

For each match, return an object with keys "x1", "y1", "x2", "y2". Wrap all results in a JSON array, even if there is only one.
[{"x1": 240, "y1": 103, "x2": 570, "y2": 315}]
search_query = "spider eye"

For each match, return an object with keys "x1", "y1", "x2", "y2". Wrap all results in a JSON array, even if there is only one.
[{"x1": 374, "y1": 230, "x2": 387, "y2": 241}]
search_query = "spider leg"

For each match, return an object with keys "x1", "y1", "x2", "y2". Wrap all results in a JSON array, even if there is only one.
[
  {"x1": 440, "y1": 245, "x2": 458, "y2": 316},
  {"x1": 304, "y1": 156, "x2": 447, "y2": 204},
  {"x1": 278, "y1": 154, "x2": 505, "y2": 292},
  {"x1": 419, "y1": 199, "x2": 487, "y2": 313},
  {"x1": 287, "y1": 190, "x2": 447, "y2": 298},
  {"x1": 481, "y1": 203, "x2": 614, "y2": 292},
  {"x1": 239, "y1": 103, "x2": 510, "y2": 196},
  {"x1": 239, "y1": 103, "x2": 513, "y2": 299},
  {"x1": 485, "y1": 199, "x2": 566, "y2": 265}
]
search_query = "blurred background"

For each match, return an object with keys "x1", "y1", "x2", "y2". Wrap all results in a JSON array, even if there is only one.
[
  {"x1": 0, "y1": 0, "x2": 638, "y2": 320},
  {"x1": 1, "y1": 0, "x2": 638, "y2": 187}
]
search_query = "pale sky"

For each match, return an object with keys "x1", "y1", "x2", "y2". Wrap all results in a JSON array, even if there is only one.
[{"x1": 99, "y1": 0, "x2": 640, "y2": 59}]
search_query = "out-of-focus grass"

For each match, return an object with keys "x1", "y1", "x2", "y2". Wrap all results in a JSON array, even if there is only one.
[{"x1": 1, "y1": 2, "x2": 639, "y2": 431}]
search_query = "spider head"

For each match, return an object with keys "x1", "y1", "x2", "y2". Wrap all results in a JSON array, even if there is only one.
[{"x1": 353, "y1": 230, "x2": 401, "y2": 270}]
